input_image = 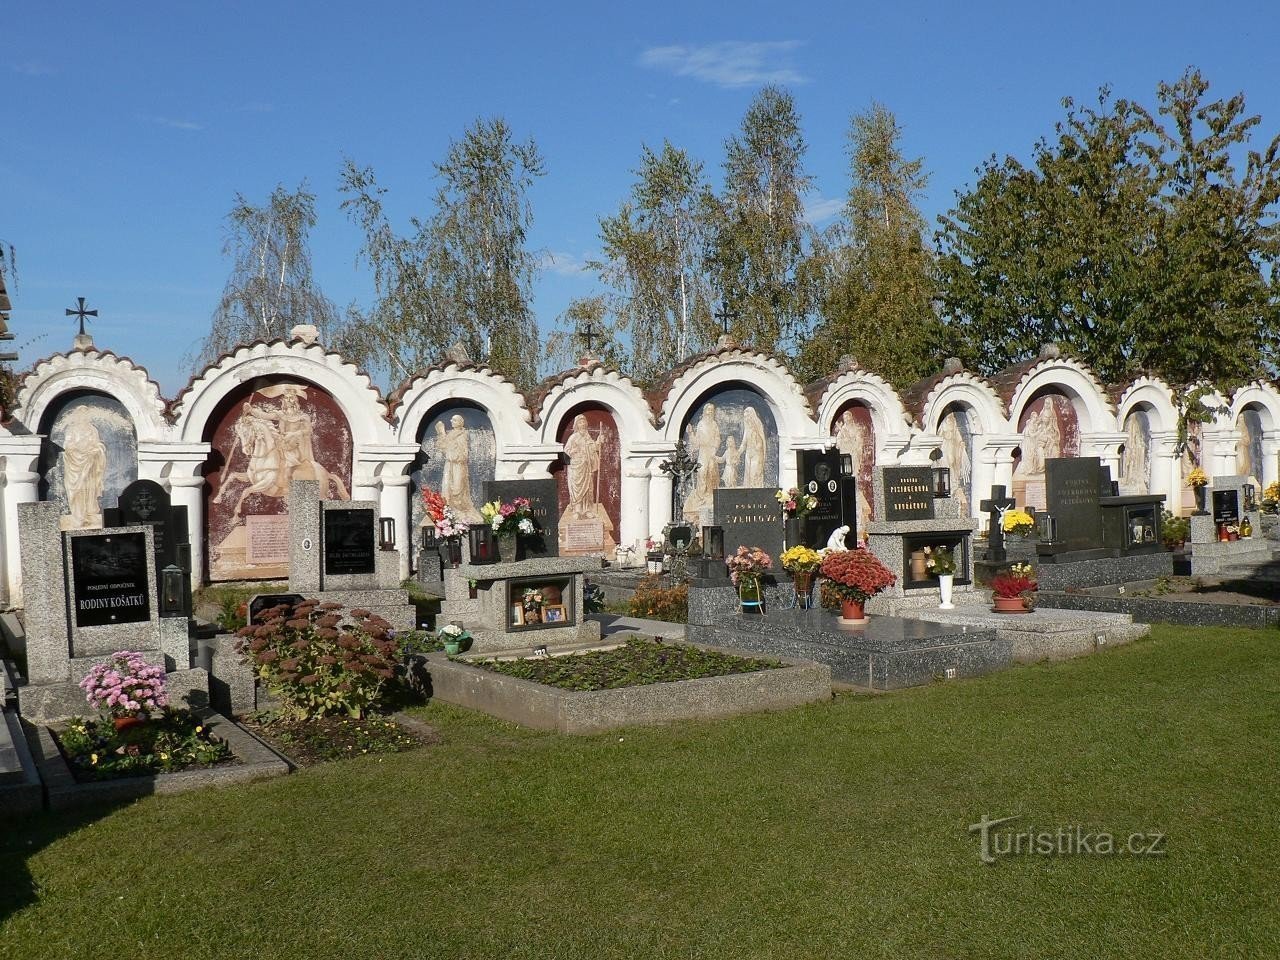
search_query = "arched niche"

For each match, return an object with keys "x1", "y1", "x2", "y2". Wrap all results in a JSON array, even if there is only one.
[
  {"x1": 936, "y1": 402, "x2": 977, "y2": 517},
  {"x1": 1012, "y1": 388, "x2": 1081, "y2": 510},
  {"x1": 1235, "y1": 404, "x2": 1266, "y2": 486},
  {"x1": 830, "y1": 399, "x2": 876, "y2": 533},
  {"x1": 550, "y1": 402, "x2": 621, "y2": 556},
  {"x1": 37, "y1": 390, "x2": 138, "y2": 530},
  {"x1": 409, "y1": 401, "x2": 496, "y2": 548},
  {"x1": 679, "y1": 382, "x2": 779, "y2": 523},
  {"x1": 1118, "y1": 405, "x2": 1155, "y2": 494},
  {"x1": 204, "y1": 377, "x2": 353, "y2": 582}
]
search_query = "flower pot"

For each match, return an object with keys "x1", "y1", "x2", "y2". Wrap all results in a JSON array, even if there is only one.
[
  {"x1": 839, "y1": 598, "x2": 867, "y2": 625},
  {"x1": 792, "y1": 570, "x2": 814, "y2": 608},
  {"x1": 113, "y1": 716, "x2": 145, "y2": 732},
  {"x1": 443, "y1": 640, "x2": 462, "y2": 656},
  {"x1": 497, "y1": 535, "x2": 518, "y2": 563},
  {"x1": 784, "y1": 516, "x2": 806, "y2": 549},
  {"x1": 992, "y1": 595, "x2": 1030, "y2": 613},
  {"x1": 739, "y1": 575, "x2": 764, "y2": 613},
  {"x1": 1193, "y1": 486, "x2": 1208, "y2": 515},
  {"x1": 1229, "y1": 531, "x2": 1240, "y2": 542},
  {"x1": 910, "y1": 550, "x2": 927, "y2": 581},
  {"x1": 937, "y1": 573, "x2": 954, "y2": 610},
  {"x1": 468, "y1": 583, "x2": 478, "y2": 600}
]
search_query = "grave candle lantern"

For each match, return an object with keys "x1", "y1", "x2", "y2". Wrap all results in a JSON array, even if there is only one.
[
  {"x1": 839, "y1": 453, "x2": 854, "y2": 477},
  {"x1": 702, "y1": 525, "x2": 725, "y2": 560},
  {"x1": 1038, "y1": 513, "x2": 1057, "y2": 543},
  {"x1": 160, "y1": 563, "x2": 184, "y2": 618},
  {"x1": 379, "y1": 517, "x2": 396, "y2": 551},
  {"x1": 932, "y1": 466, "x2": 951, "y2": 499},
  {"x1": 468, "y1": 526, "x2": 496, "y2": 564},
  {"x1": 422, "y1": 526, "x2": 438, "y2": 553}
]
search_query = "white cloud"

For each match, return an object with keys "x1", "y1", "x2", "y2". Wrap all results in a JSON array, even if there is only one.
[
  {"x1": 542, "y1": 251, "x2": 592, "y2": 277},
  {"x1": 140, "y1": 114, "x2": 205, "y2": 131},
  {"x1": 12, "y1": 61, "x2": 56, "y2": 77},
  {"x1": 638, "y1": 40, "x2": 806, "y2": 89},
  {"x1": 804, "y1": 195, "x2": 844, "y2": 225}
]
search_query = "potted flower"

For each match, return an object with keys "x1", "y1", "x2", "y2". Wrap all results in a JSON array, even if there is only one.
[
  {"x1": 79, "y1": 651, "x2": 169, "y2": 731},
  {"x1": 1187, "y1": 466, "x2": 1209, "y2": 515},
  {"x1": 818, "y1": 548, "x2": 896, "y2": 625},
  {"x1": 438, "y1": 622, "x2": 471, "y2": 656},
  {"x1": 424, "y1": 488, "x2": 468, "y2": 566},
  {"x1": 726, "y1": 545, "x2": 773, "y2": 612},
  {"x1": 780, "y1": 545, "x2": 822, "y2": 608},
  {"x1": 990, "y1": 562, "x2": 1037, "y2": 613},
  {"x1": 1001, "y1": 508, "x2": 1035, "y2": 540},
  {"x1": 522, "y1": 588, "x2": 545, "y2": 624},
  {"x1": 481, "y1": 497, "x2": 537, "y2": 562},
  {"x1": 923, "y1": 545, "x2": 958, "y2": 609},
  {"x1": 776, "y1": 487, "x2": 818, "y2": 548},
  {"x1": 1263, "y1": 481, "x2": 1280, "y2": 515},
  {"x1": 644, "y1": 537, "x2": 664, "y2": 574}
]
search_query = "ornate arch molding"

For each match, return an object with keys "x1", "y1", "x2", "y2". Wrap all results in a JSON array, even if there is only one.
[
  {"x1": 1115, "y1": 376, "x2": 1178, "y2": 433},
  {"x1": 1229, "y1": 381, "x2": 1280, "y2": 431},
  {"x1": 390, "y1": 361, "x2": 534, "y2": 446},
  {"x1": 170, "y1": 339, "x2": 390, "y2": 445},
  {"x1": 811, "y1": 366, "x2": 912, "y2": 440},
  {"x1": 918, "y1": 373, "x2": 1006, "y2": 436},
  {"x1": 656, "y1": 348, "x2": 813, "y2": 442},
  {"x1": 13, "y1": 349, "x2": 169, "y2": 439},
  {"x1": 533, "y1": 363, "x2": 655, "y2": 446},
  {"x1": 1006, "y1": 358, "x2": 1114, "y2": 432}
]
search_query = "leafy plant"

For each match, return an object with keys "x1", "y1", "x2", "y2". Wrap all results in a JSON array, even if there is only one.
[
  {"x1": 780, "y1": 545, "x2": 822, "y2": 574},
  {"x1": 923, "y1": 545, "x2": 957, "y2": 576},
  {"x1": 725, "y1": 545, "x2": 773, "y2": 586},
  {"x1": 1162, "y1": 512, "x2": 1190, "y2": 549},
  {"x1": 235, "y1": 599, "x2": 399, "y2": 720},
  {"x1": 819, "y1": 548, "x2": 896, "y2": 603},
  {"x1": 583, "y1": 579, "x2": 605, "y2": 613},
  {"x1": 79, "y1": 652, "x2": 168, "y2": 719},
  {"x1": 57, "y1": 710, "x2": 231, "y2": 781},
  {"x1": 991, "y1": 563, "x2": 1038, "y2": 599},
  {"x1": 627, "y1": 575, "x2": 688, "y2": 624}
]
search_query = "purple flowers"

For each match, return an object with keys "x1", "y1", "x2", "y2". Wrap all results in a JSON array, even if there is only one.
[{"x1": 79, "y1": 651, "x2": 168, "y2": 718}]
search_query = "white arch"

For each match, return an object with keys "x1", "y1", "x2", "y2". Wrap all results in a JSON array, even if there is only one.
[
  {"x1": 657, "y1": 348, "x2": 813, "y2": 442},
  {"x1": 12, "y1": 349, "x2": 169, "y2": 440},
  {"x1": 812, "y1": 367, "x2": 912, "y2": 441},
  {"x1": 391, "y1": 362, "x2": 535, "y2": 447},
  {"x1": 170, "y1": 340, "x2": 391, "y2": 446},
  {"x1": 919, "y1": 373, "x2": 1006, "y2": 437},
  {"x1": 534, "y1": 364, "x2": 655, "y2": 448},
  {"x1": 1006, "y1": 357, "x2": 1113, "y2": 434},
  {"x1": 1229, "y1": 381, "x2": 1280, "y2": 432},
  {"x1": 1115, "y1": 376, "x2": 1178, "y2": 434}
]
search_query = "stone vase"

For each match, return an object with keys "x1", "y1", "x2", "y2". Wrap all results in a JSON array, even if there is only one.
[
  {"x1": 938, "y1": 573, "x2": 955, "y2": 610},
  {"x1": 1193, "y1": 486, "x2": 1208, "y2": 515},
  {"x1": 839, "y1": 598, "x2": 867, "y2": 625},
  {"x1": 497, "y1": 535, "x2": 518, "y2": 563},
  {"x1": 785, "y1": 516, "x2": 806, "y2": 549}
]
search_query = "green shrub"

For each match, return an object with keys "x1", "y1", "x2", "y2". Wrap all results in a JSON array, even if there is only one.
[
  {"x1": 1162, "y1": 511, "x2": 1190, "y2": 548},
  {"x1": 235, "y1": 600, "x2": 399, "y2": 720},
  {"x1": 627, "y1": 575, "x2": 688, "y2": 623}
]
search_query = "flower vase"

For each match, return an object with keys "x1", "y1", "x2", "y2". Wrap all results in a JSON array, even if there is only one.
[
  {"x1": 937, "y1": 573, "x2": 954, "y2": 610},
  {"x1": 1193, "y1": 486, "x2": 1207, "y2": 515},
  {"x1": 793, "y1": 571, "x2": 814, "y2": 608},
  {"x1": 738, "y1": 576, "x2": 764, "y2": 613},
  {"x1": 443, "y1": 639, "x2": 461, "y2": 656},
  {"x1": 785, "y1": 516, "x2": 806, "y2": 549},
  {"x1": 497, "y1": 535, "x2": 518, "y2": 563},
  {"x1": 839, "y1": 598, "x2": 867, "y2": 625}
]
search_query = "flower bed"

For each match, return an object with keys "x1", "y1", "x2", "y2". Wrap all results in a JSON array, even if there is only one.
[
  {"x1": 239, "y1": 713, "x2": 437, "y2": 767},
  {"x1": 55, "y1": 710, "x2": 232, "y2": 782},
  {"x1": 474, "y1": 637, "x2": 782, "y2": 691}
]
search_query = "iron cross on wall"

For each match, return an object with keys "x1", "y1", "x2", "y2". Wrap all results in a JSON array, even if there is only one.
[{"x1": 66, "y1": 296, "x2": 97, "y2": 336}]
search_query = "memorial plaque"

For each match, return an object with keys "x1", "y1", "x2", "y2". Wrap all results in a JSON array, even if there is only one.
[
  {"x1": 323, "y1": 508, "x2": 376, "y2": 575},
  {"x1": 797, "y1": 449, "x2": 843, "y2": 547},
  {"x1": 1212, "y1": 489, "x2": 1240, "y2": 525},
  {"x1": 1046, "y1": 457, "x2": 1104, "y2": 551},
  {"x1": 485, "y1": 479, "x2": 559, "y2": 558},
  {"x1": 714, "y1": 488, "x2": 784, "y2": 563},
  {"x1": 562, "y1": 521, "x2": 605, "y2": 553},
  {"x1": 882, "y1": 467, "x2": 935, "y2": 521},
  {"x1": 246, "y1": 514, "x2": 292, "y2": 565},
  {"x1": 71, "y1": 532, "x2": 152, "y2": 627}
]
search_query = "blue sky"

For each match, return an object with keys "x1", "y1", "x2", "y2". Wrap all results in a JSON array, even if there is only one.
[{"x1": 4, "y1": 1, "x2": 1277, "y2": 394}]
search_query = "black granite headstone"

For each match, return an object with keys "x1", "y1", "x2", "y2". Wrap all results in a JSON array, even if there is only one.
[
  {"x1": 484, "y1": 479, "x2": 559, "y2": 558},
  {"x1": 323, "y1": 508, "x2": 377, "y2": 575},
  {"x1": 71, "y1": 532, "x2": 152, "y2": 627},
  {"x1": 1212, "y1": 489, "x2": 1240, "y2": 525},
  {"x1": 797, "y1": 449, "x2": 843, "y2": 547},
  {"x1": 249, "y1": 593, "x2": 305, "y2": 625},
  {"x1": 882, "y1": 467, "x2": 935, "y2": 521},
  {"x1": 1046, "y1": 457, "x2": 1104, "y2": 551},
  {"x1": 116, "y1": 479, "x2": 177, "y2": 565},
  {"x1": 839, "y1": 476, "x2": 859, "y2": 545},
  {"x1": 713, "y1": 488, "x2": 784, "y2": 564}
]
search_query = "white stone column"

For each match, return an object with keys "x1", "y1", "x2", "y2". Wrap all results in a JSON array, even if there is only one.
[
  {"x1": 379, "y1": 474, "x2": 414, "y2": 581},
  {"x1": 1150, "y1": 429, "x2": 1180, "y2": 511},
  {"x1": 1202, "y1": 428, "x2": 1239, "y2": 478},
  {"x1": 978, "y1": 436, "x2": 1020, "y2": 500},
  {"x1": 1081, "y1": 431, "x2": 1126, "y2": 480},
  {"x1": 0, "y1": 435, "x2": 44, "y2": 607},
  {"x1": 620, "y1": 459, "x2": 651, "y2": 552},
  {"x1": 497, "y1": 444, "x2": 561, "y2": 481},
  {"x1": 168, "y1": 476, "x2": 206, "y2": 589},
  {"x1": 1261, "y1": 429, "x2": 1280, "y2": 489}
]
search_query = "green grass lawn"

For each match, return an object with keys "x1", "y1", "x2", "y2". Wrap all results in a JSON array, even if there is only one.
[{"x1": 3, "y1": 624, "x2": 1277, "y2": 959}]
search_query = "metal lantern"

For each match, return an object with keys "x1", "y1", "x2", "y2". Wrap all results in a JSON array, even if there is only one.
[
  {"x1": 1038, "y1": 513, "x2": 1058, "y2": 544},
  {"x1": 379, "y1": 517, "x2": 396, "y2": 551},
  {"x1": 1244, "y1": 483, "x2": 1257, "y2": 512},
  {"x1": 160, "y1": 563, "x2": 184, "y2": 618},
  {"x1": 468, "y1": 525, "x2": 496, "y2": 564},
  {"x1": 839, "y1": 453, "x2": 854, "y2": 477},
  {"x1": 702, "y1": 525, "x2": 725, "y2": 560},
  {"x1": 932, "y1": 465, "x2": 951, "y2": 499},
  {"x1": 422, "y1": 525, "x2": 438, "y2": 553}
]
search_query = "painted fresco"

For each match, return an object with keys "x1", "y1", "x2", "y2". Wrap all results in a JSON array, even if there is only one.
[
  {"x1": 1236, "y1": 407, "x2": 1265, "y2": 486},
  {"x1": 1119, "y1": 407, "x2": 1153, "y2": 494},
  {"x1": 551, "y1": 404, "x2": 621, "y2": 556},
  {"x1": 410, "y1": 403, "x2": 496, "y2": 559},
  {"x1": 207, "y1": 381, "x2": 352, "y2": 581},
  {"x1": 1013, "y1": 391, "x2": 1080, "y2": 510},
  {"x1": 831, "y1": 401, "x2": 877, "y2": 538},
  {"x1": 938, "y1": 403, "x2": 974, "y2": 517},
  {"x1": 680, "y1": 386, "x2": 779, "y2": 523},
  {"x1": 40, "y1": 393, "x2": 138, "y2": 530}
]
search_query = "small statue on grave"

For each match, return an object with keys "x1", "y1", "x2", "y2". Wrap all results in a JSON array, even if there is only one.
[
  {"x1": 60, "y1": 405, "x2": 107, "y2": 530},
  {"x1": 825, "y1": 525, "x2": 850, "y2": 552}
]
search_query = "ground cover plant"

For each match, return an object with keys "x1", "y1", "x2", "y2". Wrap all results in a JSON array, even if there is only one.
[
  {"x1": 4, "y1": 624, "x2": 1278, "y2": 959},
  {"x1": 473, "y1": 637, "x2": 781, "y2": 691},
  {"x1": 239, "y1": 714, "x2": 435, "y2": 766},
  {"x1": 55, "y1": 711, "x2": 232, "y2": 781},
  {"x1": 626, "y1": 574, "x2": 688, "y2": 622}
]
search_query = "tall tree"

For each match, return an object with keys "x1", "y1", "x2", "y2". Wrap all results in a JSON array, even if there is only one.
[
  {"x1": 339, "y1": 117, "x2": 546, "y2": 387},
  {"x1": 189, "y1": 183, "x2": 337, "y2": 372},
  {"x1": 591, "y1": 141, "x2": 716, "y2": 383},
  {"x1": 938, "y1": 69, "x2": 1280, "y2": 387},
  {"x1": 542, "y1": 294, "x2": 625, "y2": 374},
  {"x1": 707, "y1": 85, "x2": 815, "y2": 354},
  {"x1": 798, "y1": 103, "x2": 942, "y2": 389}
]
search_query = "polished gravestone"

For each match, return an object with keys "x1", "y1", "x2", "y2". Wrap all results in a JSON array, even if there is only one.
[
  {"x1": 323, "y1": 507, "x2": 377, "y2": 576},
  {"x1": 70, "y1": 532, "x2": 151, "y2": 630},
  {"x1": 1046, "y1": 457, "x2": 1104, "y2": 553},
  {"x1": 714, "y1": 487, "x2": 784, "y2": 562},
  {"x1": 485, "y1": 478, "x2": 559, "y2": 558},
  {"x1": 881, "y1": 466, "x2": 935, "y2": 522},
  {"x1": 795, "y1": 449, "x2": 844, "y2": 548}
]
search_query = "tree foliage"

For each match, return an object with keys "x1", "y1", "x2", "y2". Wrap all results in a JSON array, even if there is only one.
[
  {"x1": 798, "y1": 103, "x2": 942, "y2": 389},
  {"x1": 938, "y1": 68, "x2": 1280, "y2": 388},
  {"x1": 189, "y1": 183, "x2": 337, "y2": 373},
  {"x1": 339, "y1": 117, "x2": 545, "y2": 388}
]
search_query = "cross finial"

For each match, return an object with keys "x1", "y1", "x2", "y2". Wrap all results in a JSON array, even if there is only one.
[
  {"x1": 714, "y1": 302, "x2": 738, "y2": 337},
  {"x1": 577, "y1": 319, "x2": 600, "y2": 355},
  {"x1": 66, "y1": 296, "x2": 97, "y2": 337}
]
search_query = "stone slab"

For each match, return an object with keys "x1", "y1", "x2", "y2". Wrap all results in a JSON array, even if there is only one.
[
  {"x1": 0, "y1": 710, "x2": 42, "y2": 815},
  {"x1": 1037, "y1": 587, "x2": 1280, "y2": 629},
  {"x1": 421, "y1": 642, "x2": 830, "y2": 734},
  {"x1": 1034, "y1": 551, "x2": 1174, "y2": 590},
  {"x1": 19, "y1": 501, "x2": 75, "y2": 685}
]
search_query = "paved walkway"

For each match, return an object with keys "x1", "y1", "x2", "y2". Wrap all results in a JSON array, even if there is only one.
[{"x1": 588, "y1": 612, "x2": 686, "y2": 641}]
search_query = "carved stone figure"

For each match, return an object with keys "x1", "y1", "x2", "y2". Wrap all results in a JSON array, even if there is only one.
[
  {"x1": 1120, "y1": 410, "x2": 1151, "y2": 493},
  {"x1": 742, "y1": 406, "x2": 767, "y2": 488},
  {"x1": 940, "y1": 410, "x2": 972, "y2": 517},
  {"x1": 564, "y1": 414, "x2": 605, "y2": 519},
  {"x1": 826, "y1": 525, "x2": 850, "y2": 551},
  {"x1": 440, "y1": 414, "x2": 482, "y2": 522},
  {"x1": 1019, "y1": 397, "x2": 1063, "y2": 477},
  {"x1": 60, "y1": 405, "x2": 107, "y2": 529},
  {"x1": 720, "y1": 435, "x2": 741, "y2": 488}
]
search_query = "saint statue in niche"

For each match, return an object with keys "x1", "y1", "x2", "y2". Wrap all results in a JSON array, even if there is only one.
[
  {"x1": 720, "y1": 435, "x2": 741, "y2": 488},
  {"x1": 60, "y1": 405, "x2": 107, "y2": 530},
  {"x1": 1120, "y1": 410, "x2": 1151, "y2": 493},
  {"x1": 215, "y1": 385, "x2": 349, "y2": 518},
  {"x1": 939, "y1": 410, "x2": 972, "y2": 517},
  {"x1": 834, "y1": 407, "x2": 873, "y2": 538},
  {"x1": 1017, "y1": 396, "x2": 1064, "y2": 477},
  {"x1": 438, "y1": 414, "x2": 483, "y2": 522},
  {"x1": 741, "y1": 407, "x2": 767, "y2": 488},
  {"x1": 563, "y1": 414, "x2": 607, "y2": 520},
  {"x1": 683, "y1": 403, "x2": 723, "y2": 520}
]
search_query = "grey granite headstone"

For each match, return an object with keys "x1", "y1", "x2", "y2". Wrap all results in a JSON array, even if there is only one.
[
  {"x1": 1046, "y1": 457, "x2": 1104, "y2": 551},
  {"x1": 714, "y1": 488, "x2": 784, "y2": 564},
  {"x1": 484, "y1": 479, "x2": 559, "y2": 558}
]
